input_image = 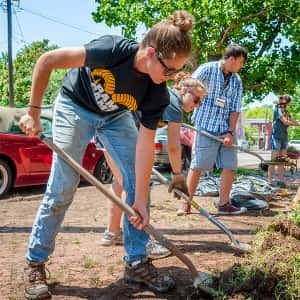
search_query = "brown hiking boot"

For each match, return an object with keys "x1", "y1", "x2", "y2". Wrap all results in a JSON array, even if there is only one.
[
  {"x1": 24, "y1": 260, "x2": 51, "y2": 299},
  {"x1": 124, "y1": 257, "x2": 175, "y2": 292}
]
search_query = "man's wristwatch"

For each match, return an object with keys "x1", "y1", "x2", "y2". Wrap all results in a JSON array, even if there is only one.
[{"x1": 227, "y1": 130, "x2": 234, "y2": 136}]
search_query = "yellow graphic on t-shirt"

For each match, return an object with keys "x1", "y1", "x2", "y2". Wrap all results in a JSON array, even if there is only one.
[
  {"x1": 158, "y1": 121, "x2": 167, "y2": 127},
  {"x1": 112, "y1": 94, "x2": 137, "y2": 111},
  {"x1": 91, "y1": 69, "x2": 138, "y2": 112}
]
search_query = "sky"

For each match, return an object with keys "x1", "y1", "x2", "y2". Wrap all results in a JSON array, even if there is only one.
[
  {"x1": 0, "y1": 0, "x2": 277, "y2": 106},
  {"x1": 0, "y1": 0, "x2": 122, "y2": 56}
]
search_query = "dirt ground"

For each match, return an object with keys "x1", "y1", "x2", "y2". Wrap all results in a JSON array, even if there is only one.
[{"x1": 0, "y1": 173, "x2": 299, "y2": 300}]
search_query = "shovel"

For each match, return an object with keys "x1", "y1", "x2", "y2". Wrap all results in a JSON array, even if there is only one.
[
  {"x1": 38, "y1": 133, "x2": 212, "y2": 291},
  {"x1": 151, "y1": 168, "x2": 252, "y2": 253},
  {"x1": 181, "y1": 123, "x2": 265, "y2": 161},
  {"x1": 181, "y1": 123, "x2": 296, "y2": 171}
]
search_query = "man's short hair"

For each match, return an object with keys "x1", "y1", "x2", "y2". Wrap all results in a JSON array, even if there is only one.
[
  {"x1": 223, "y1": 44, "x2": 248, "y2": 61},
  {"x1": 279, "y1": 94, "x2": 291, "y2": 103}
]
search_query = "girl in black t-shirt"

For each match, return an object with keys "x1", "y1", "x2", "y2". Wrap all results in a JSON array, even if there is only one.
[{"x1": 20, "y1": 10, "x2": 195, "y2": 298}]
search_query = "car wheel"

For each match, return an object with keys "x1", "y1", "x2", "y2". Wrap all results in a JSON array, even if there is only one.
[
  {"x1": 181, "y1": 145, "x2": 191, "y2": 174},
  {"x1": 94, "y1": 156, "x2": 113, "y2": 184},
  {"x1": 0, "y1": 159, "x2": 13, "y2": 197}
]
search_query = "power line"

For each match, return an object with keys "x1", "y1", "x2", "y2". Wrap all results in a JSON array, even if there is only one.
[
  {"x1": 13, "y1": 5, "x2": 27, "y2": 46},
  {"x1": 19, "y1": 6, "x2": 100, "y2": 37}
]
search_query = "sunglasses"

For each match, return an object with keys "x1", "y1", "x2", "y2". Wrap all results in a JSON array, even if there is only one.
[
  {"x1": 187, "y1": 91, "x2": 202, "y2": 105},
  {"x1": 155, "y1": 51, "x2": 185, "y2": 76}
]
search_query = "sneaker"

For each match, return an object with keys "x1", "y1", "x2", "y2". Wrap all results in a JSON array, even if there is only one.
[
  {"x1": 218, "y1": 203, "x2": 247, "y2": 215},
  {"x1": 146, "y1": 239, "x2": 170, "y2": 257},
  {"x1": 24, "y1": 260, "x2": 51, "y2": 300},
  {"x1": 99, "y1": 230, "x2": 123, "y2": 246},
  {"x1": 176, "y1": 201, "x2": 191, "y2": 216},
  {"x1": 124, "y1": 257, "x2": 175, "y2": 292}
]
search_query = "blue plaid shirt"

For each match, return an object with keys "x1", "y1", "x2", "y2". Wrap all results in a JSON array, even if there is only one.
[{"x1": 192, "y1": 61, "x2": 243, "y2": 134}]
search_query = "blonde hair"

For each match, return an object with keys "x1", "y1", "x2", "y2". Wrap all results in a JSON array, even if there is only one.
[
  {"x1": 141, "y1": 10, "x2": 194, "y2": 59},
  {"x1": 173, "y1": 72, "x2": 207, "y2": 97}
]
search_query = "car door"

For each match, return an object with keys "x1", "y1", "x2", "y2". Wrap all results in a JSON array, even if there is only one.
[{"x1": 9, "y1": 118, "x2": 53, "y2": 184}]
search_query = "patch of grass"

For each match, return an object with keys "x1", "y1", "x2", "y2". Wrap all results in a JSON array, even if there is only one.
[
  {"x1": 89, "y1": 275, "x2": 102, "y2": 287},
  {"x1": 213, "y1": 167, "x2": 264, "y2": 177},
  {"x1": 288, "y1": 204, "x2": 300, "y2": 228},
  {"x1": 83, "y1": 256, "x2": 97, "y2": 269},
  {"x1": 72, "y1": 239, "x2": 80, "y2": 245},
  {"x1": 214, "y1": 220, "x2": 300, "y2": 299}
]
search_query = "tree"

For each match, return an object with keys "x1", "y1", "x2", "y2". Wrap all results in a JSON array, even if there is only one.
[
  {"x1": 245, "y1": 125, "x2": 259, "y2": 145},
  {"x1": 288, "y1": 84, "x2": 300, "y2": 140},
  {"x1": 92, "y1": 0, "x2": 300, "y2": 102},
  {"x1": 0, "y1": 40, "x2": 66, "y2": 107},
  {"x1": 245, "y1": 105, "x2": 273, "y2": 119}
]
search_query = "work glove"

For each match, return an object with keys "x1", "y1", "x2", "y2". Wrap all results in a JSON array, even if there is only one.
[{"x1": 168, "y1": 173, "x2": 189, "y2": 200}]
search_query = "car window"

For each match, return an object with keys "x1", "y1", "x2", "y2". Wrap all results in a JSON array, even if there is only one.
[
  {"x1": 40, "y1": 118, "x2": 52, "y2": 137},
  {"x1": 8, "y1": 120, "x2": 24, "y2": 134},
  {"x1": 7, "y1": 117, "x2": 52, "y2": 137}
]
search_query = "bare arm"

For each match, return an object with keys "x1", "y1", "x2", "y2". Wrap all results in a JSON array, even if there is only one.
[
  {"x1": 167, "y1": 122, "x2": 182, "y2": 173},
  {"x1": 29, "y1": 47, "x2": 86, "y2": 108},
  {"x1": 229, "y1": 111, "x2": 240, "y2": 132},
  {"x1": 279, "y1": 116, "x2": 300, "y2": 126},
  {"x1": 222, "y1": 111, "x2": 240, "y2": 147},
  {"x1": 20, "y1": 47, "x2": 86, "y2": 136},
  {"x1": 130, "y1": 124, "x2": 156, "y2": 229}
]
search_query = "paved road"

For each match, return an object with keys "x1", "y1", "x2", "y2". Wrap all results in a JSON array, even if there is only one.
[{"x1": 238, "y1": 149, "x2": 271, "y2": 168}]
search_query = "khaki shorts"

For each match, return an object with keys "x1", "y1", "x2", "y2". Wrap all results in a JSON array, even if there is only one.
[{"x1": 190, "y1": 131, "x2": 238, "y2": 171}]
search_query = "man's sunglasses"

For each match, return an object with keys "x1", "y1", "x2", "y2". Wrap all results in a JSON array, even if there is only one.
[{"x1": 155, "y1": 51, "x2": 185, "y2": 76}]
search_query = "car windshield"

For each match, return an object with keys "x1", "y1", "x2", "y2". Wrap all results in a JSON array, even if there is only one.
[{"x1": 8, "y1": 117, "x2": 52, "y2": 138}]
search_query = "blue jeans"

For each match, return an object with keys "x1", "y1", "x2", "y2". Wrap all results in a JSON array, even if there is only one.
[
  {"x1": 271, "y1": 135, "x2": 288, "y2": 151},
  {"x1": 27, "y1": 94, "x2": 149, "y2": 263}
]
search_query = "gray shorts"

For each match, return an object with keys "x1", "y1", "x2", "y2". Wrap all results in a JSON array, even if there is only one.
[{"x1": 190, "y1": 132, "x2": 238, "y2": 171}]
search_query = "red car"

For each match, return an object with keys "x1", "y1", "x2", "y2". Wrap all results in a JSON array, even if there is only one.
[{"x1": 0, "y1": 108, "x2": 112, "y2": 197}]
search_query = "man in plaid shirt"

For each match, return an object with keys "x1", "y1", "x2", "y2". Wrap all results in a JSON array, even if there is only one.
[{"x1": 177, "y1": 44, "x2": 248, "y2": 216}]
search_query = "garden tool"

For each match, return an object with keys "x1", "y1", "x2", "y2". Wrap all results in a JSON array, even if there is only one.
[
  {"x1": 38, "y1": 133, "x2": 212, "y2": 291},
  {"x1": 151, "y1": 168, "x2": 252, "y2": 253},
  {"x1": 181, "y1": 123, "x2": 296, "y2": 171}
]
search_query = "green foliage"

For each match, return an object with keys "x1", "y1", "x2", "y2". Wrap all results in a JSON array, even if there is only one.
[
  {"x1": 245, "y1": 88, "x2": 300, "y2": 140},
  {"x1": 93, "y1": 0, "x2": 300, "y2": 102},
  {"x1": 245, "y1": 105, "x2": 273, "y2": 119},
  {"x1": 288, "y1": 204, "x2": 300, "y2": 227},
  {"x1": 287, "y1": 145, "x2": 300, "y2": 154},
  {"x1": 215, "y1": 225, "x2": 300, "y2": 299},
  {"x1": 245, "y1": 125, "x2": 259, "y2": 145},
  {"x1": 213, "y1": 167, "x2": 263, "y2": 176},
  {"x1": 0, "y1": 40, "x2": 66, "y2": 107},
  {"x1": 288, "y1": 85, "x2": 300, "y2": 140}
]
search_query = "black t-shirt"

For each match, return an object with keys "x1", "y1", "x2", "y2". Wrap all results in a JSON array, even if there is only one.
[{"x1": 60, "y1": 35, "x2": 169, "y2": 129}]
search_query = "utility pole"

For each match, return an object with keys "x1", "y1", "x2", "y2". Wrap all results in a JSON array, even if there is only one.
[{"x1": 7, "y1": 0, "x2": 14, "y2": 107}]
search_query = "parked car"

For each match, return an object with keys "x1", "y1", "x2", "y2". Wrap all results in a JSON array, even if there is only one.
[
  {"x1": 238, "y1": 139, "x2": 250, "y2": 150},
  {"x1": 0, "y1": 107, "x2": 113, "y2": 197},
  {"x1": 154, "y1": 126, "x2": 193, "y2": 173},
  {"x1": 288, "y1": 140, "x2": 300, "y2": 152}
]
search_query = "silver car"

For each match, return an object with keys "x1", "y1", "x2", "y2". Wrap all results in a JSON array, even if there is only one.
[{"x1": 154, "y1": 126, "x2": 191, "y2": 172}]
